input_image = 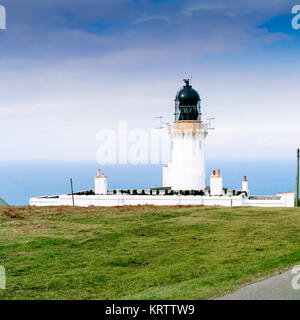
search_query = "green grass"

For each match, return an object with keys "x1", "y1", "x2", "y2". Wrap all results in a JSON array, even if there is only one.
[{"x1": 1, "y1": 205, "x2": 300, "y2": 300}]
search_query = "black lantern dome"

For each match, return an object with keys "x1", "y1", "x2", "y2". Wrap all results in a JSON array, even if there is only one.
[{"x1": 175, "y1": 79, "x2": 201, "y2": 121}]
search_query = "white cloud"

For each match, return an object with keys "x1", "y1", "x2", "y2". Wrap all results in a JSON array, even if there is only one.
[
  {"x1": 0, "y1": 0, "x2": 298, "y2": 162},
  {"x1": 0, "y1": 51, "x2": 299, "y2": 162}
]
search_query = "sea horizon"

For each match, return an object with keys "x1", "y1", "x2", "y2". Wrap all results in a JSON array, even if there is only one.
[{"x1": 0, "y1": 159, "x2": 296, "y2": 206}]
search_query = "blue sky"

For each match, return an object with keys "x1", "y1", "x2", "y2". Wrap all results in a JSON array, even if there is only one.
[{"x1": 0, "y1": 0, "x2": 299, "y2": 162}]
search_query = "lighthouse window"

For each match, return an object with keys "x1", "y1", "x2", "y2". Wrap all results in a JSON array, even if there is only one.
[{"x1": 179, "y1": 107, "x2": 199, "y2": 121}]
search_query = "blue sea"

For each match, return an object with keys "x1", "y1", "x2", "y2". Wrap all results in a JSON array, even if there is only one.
[{"x1": 0, "y1": 160, "x2": 296, "y2": 206}]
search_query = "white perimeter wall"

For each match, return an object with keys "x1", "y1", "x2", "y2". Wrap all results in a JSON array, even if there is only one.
[{"x1": 30, "y1": 193, "x2": 295, "y2": 208}]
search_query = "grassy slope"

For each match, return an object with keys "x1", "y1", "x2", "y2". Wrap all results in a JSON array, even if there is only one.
[{"x1": 0, "y1": 205, "x2": 300, "y2": 300}]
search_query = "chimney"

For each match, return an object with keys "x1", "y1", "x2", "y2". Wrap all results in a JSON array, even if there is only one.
[
  {"x1": 242, "y1": 176, "x2": 249, "y2": 194},
  {"x1": 95, "y1": 169, "x2": 108, "y2": 195},
  {"x1": 210, "y1": 169, "x2": 223, "y2": 196}
]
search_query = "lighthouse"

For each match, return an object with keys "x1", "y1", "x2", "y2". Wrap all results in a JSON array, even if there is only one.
[
  {"x1": 30, "y1": 77, "x2": 296, "y2": 208},
  {"x1": 163, "y1": 79, "x2": 208, "y2": 190}
]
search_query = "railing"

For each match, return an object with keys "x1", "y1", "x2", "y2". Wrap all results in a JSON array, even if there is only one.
[{"x1": 168, "y1": 121, "x2": 209, "y2": 134}]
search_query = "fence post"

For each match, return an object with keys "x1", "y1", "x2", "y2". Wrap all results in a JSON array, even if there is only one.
[
  {"x1": 297, "y1": 149, "x2": 299, "y2": 207},
  {"x1": 70, "y1": 178, "x2": 75, "y2": 206}
]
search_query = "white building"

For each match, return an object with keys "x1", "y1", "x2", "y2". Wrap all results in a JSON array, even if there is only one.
[
  {"x1": 242, "y1": 176, "x2": 249, "y2": 193},
  {"x1": 29, "y1": 79, "x2": 295, "y2": 208},
  {"x1": 210, "y1": 169, "x2": 223, "y2": 196},
  {"x1": 94, "y1": 169, "x2": 108, "y2": 195},
  {"x1": 163, "y1": 79, "x2": 207, "y2": 190}
]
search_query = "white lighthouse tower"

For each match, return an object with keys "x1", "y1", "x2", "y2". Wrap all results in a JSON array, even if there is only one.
[{"x1": 163, "y1": 79, "x2": 208, "y2": 190}]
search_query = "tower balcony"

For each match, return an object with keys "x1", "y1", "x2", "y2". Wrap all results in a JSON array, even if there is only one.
[{"x1": 169, "y1": 120, "x2": 208, "y2": 135}]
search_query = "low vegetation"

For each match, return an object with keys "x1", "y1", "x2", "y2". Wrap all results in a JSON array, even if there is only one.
[{"x1": 0, "y1": 205, "x2": 300, "y2": 300}]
